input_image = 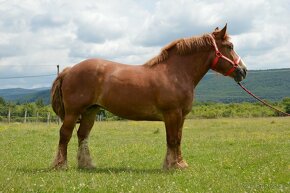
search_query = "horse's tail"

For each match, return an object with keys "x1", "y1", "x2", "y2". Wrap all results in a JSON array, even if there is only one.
[{"x1": 51, "y1": 67, "x2": 71, "y2": 121}]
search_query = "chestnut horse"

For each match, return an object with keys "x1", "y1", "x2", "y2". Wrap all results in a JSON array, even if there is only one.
[{"x1": 51, "y1": 25, "x2": 247, "y2": 170}]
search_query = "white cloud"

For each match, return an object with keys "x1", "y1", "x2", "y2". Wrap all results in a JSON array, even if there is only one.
[{"x1": 0, "y1": 0, "x2": 289, "y2": 88}]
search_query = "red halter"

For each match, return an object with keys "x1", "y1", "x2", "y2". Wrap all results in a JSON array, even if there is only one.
[{"x1": 208, "y1": 34, "x2": 241, "y2": 76}]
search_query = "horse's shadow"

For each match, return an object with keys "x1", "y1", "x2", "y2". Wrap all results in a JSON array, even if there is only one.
[
  {"x1": 16, "y1": 167, "x2": 164, "y2": 174},
  {"x1": 78, "y1": 167, "x2": 163, "y2": 174}
]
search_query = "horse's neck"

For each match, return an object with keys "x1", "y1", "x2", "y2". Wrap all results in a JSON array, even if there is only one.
[{"x1": 166, "y1": 50, "x2": 212, "y2": 88}]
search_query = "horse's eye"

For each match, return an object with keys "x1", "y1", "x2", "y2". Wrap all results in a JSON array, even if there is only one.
[{"x1": 229, "y1": 44, "x2": 234, "y2": 50}]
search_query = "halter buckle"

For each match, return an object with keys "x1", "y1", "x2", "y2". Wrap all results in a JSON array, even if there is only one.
[{"x1": 216, "y1": 51, "x2": 222, "y2": 57}]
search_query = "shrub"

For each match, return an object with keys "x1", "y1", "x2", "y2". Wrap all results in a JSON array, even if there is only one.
[{"x1": 282, "y1": 97, "x2": 290, "y2": 114}]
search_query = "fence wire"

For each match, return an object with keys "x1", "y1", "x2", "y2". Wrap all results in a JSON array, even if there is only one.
[{"x1": 0, "y1": 106, "x2": 105, "y2": 123}]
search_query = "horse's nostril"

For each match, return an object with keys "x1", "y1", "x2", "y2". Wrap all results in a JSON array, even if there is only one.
[
  {"x1": 242, "y1": 68, "x2": 247, "y2": 77},
  {"x1": 236, "y1": 68, "x2": 247, "y2": 80}
]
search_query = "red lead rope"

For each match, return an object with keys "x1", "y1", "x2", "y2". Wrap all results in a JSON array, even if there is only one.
[{"x1": 238, "y1": 82, "x2": 290, "y2": 116}]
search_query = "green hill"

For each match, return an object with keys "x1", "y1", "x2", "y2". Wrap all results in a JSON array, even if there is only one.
[
  {"x1": 0, "y1": 88, "x2": 50, "y2": 104},
  {"x1": 0, "y1": 68, "x2": 289, "y2": 104},
  {"x1": 195, "y1": 68, "x2": 290, "y2": 102}
]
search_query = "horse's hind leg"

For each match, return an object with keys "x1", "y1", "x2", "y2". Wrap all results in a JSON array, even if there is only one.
[
  {"x1": 52, "y1": 113, "x2": 79, "y2": 169},
  {"x1": 77, "y1": 106, "x2": 99, "y2": 169}
]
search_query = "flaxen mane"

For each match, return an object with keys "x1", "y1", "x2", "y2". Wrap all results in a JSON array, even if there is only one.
[{"x1": 144, "y1": 33, "x2": 230, "y2": 66}]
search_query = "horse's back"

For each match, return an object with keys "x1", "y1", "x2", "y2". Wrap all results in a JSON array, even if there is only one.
[{"x1": 60, "y1": 59, "x2": 159, "y2": 117}]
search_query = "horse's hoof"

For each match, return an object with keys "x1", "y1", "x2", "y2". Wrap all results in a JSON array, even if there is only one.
[
  {"x1": 78, "y1": 163, "x2": 96, "y2": 170},
  {"x1": 77, "y1": 155, "x2": 95, "y2": 170},
  {"x1": 163, "y1": 160, "x2": 189, "y2": 170},
  {"x1": 177, "y1": 160, "x2": 188, "y2": 169},
  {"x1": 51, "y1": 161, "x2": 68, "y2": 170}
]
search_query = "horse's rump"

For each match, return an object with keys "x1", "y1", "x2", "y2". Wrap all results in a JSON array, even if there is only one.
[{"x1": 51, "y1": 67, "x2": 71, "y2": 121}]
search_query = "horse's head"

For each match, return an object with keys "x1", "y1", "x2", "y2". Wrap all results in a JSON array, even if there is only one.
[{"x1": 209, "y1": 24, "x2": 247, "y2": 82}]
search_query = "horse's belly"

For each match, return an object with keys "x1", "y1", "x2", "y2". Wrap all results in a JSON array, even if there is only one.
[
  {"x1": 96, "y1": 68, "x2": 164, "y2": 120},
  {"x1": 99, "y1": 97, "x2": 163, "y2": 121},
  {"x1": 113, "y1": 111, "x2": 162, "y2": 121}
]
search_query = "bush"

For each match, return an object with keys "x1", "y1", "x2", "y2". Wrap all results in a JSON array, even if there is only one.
[
  {"x1": 282, "y1": 97, "x2": 290, "y2": 114},
  {"x1": 191, "y1": 102, "x2": 278, "y2": 118}
]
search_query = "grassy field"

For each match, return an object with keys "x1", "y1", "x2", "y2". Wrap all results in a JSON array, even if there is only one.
[{"x1": 0, "y1": 118, "x2": 289, "y2": 192}]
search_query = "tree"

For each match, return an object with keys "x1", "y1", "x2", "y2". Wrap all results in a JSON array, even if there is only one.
[
  {"x1": 0, "y1": 97, "x2": 5, "y2": 106},
  {"x1": 35, "y1": 98, "x2": 44, "y2": 107},
  {"x1": 282, "y1": 97, "x2": 290, "y2": 114}
]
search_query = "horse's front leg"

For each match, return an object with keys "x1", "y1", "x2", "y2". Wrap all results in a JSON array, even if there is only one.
[{"x1": 163, "y1": 109, "x2": 188, "y2": 170}]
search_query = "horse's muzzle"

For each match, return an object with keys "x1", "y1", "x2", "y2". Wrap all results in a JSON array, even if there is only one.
[{"x1": 234, "y1": 67, "x2": 247, "y2": 82}]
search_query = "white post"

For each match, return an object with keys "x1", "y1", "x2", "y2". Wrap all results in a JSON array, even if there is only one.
[
  {"x1": 36, "y1": 112, "x2": 39, "y2": 123},
  {"x1": 47, "y1": 112, "x2": 50, "y2": 124},
  {"x1": 24, "y1": 109, "x2": 27, "y2": 123},
  {"x1": 8, "y1": 108, "x2": 11, "y2": 123}
]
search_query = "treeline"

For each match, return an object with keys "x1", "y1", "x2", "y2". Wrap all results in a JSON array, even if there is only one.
[
  {"x1": 189, "y1": 98, "x2": 290, "y2": 119},
  {"x1": 0, "y1": 97, "x2": 289, "y2": 122},
  {"x1": 0, "y1": 98, "x2": 57, "y2": 122}
]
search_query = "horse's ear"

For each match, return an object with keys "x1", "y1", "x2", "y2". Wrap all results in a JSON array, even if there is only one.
[
  {"x1": 215, "y1": 27, "x2": 219, "y2": 31},
  {"x1": 216, "y1": 24, "x2": 227, "y2": 39}
]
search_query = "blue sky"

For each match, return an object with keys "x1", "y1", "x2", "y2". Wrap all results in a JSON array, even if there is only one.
[{"x1": 0, "y1": 0, "x2": 289, "y2": 88}]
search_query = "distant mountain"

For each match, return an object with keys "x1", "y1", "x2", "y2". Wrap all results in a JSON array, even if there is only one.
[
  {"x1": 0, "y1": 68, "x2": 289, "y2": 104},
  {"x1": 0, "y1": 88, "x2": 50, "y2": 104},
  {"x1": 195, "y1": 68, "x2": 290, "y2": 102}
]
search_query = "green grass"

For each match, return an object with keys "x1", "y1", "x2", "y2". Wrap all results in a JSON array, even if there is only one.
[{"x1": 0, "y1": 118, "x2": 289, "y2": 192}]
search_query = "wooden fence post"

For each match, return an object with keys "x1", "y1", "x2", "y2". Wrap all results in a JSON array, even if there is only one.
[
  {"x1": 8, "y1": 108, "x2": 11, "y2": 124},
  {"x1": 47, "y1": 112, "x2": 50, "y2": 124},
  {"x1": 24, "y1": 109, "x2": 27, "y2": 123},
  {"x1": 36, "y1": 112, "x2": 39, "y2": 123},
  {"x1": 57, "y1": 65, "x2": 59, "y2": 75}
]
